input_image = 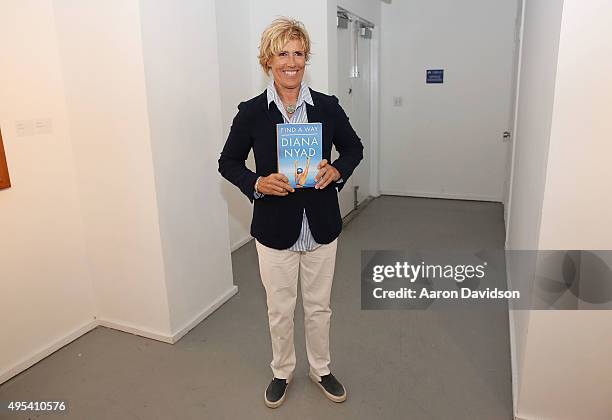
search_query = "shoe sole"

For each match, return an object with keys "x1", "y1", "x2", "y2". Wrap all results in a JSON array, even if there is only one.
[
  {"x1": 309, "y1": 371, "x2": 347, "y2": 403},
  {"x1": 264, "y1": 374, "x2": 292, "y2": 409}
]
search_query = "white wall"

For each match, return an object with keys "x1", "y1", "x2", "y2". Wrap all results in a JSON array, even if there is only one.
[
  {"x1": 0, "y1": 0, "x2": 96, "y2": 383},
  {"x1": 53, "y1": 0, "x2": 172, "y2": 336},
  {"x1": 139, "y1": 0, "x2": 236, "y2": 333},
  {"x1": 215, "y1": 0, "x2": 258, "y2": 251},
  {"x1": 2, "y1": 0, "x2": 236, "y2": 383},
  {"x1": 537, "y1": 1, "x2": 612, "y2": 250},
  {"x1": 517, "y1": 312, "x2": 612, "y2": 420},
  {"x1": 380, "y1": 0, "x2": 518, "y2": 201},
  {"x1": 507, "y1": 0, "x2": 612, "y2": 418},
  {"x1": 510, "y1": 1, "x2": 612, "y2": 418}
]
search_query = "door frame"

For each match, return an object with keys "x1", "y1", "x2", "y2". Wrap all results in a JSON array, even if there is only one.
[
  {"x1": 503, "y1": 1, "x2": 526, "y2": 418},
  {"x1": 333, "y1": 6, "x2": 380, "y2": 212},
  {"x1": 504, "y1": 0, "x2": 525, "y2": 238},
  {"x1": 369, "y1": 14, "x2": 380, "y2": 199}
]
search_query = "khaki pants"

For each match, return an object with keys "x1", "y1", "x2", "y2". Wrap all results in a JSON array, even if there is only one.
[{"x1": 255, "y1": 239, "x2": 338, "y2": 381}]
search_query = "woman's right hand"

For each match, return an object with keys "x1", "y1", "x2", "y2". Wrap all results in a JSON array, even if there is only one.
[{"x1": 257, "y1": 173, "x2": 295, "y2": 196}]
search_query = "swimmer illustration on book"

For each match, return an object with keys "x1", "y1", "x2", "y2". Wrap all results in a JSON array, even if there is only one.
[{"x1": 294, "y1": 157, "x2": 311, "y2": 188}]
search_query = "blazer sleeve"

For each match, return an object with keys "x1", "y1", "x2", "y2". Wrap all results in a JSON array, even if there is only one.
[
  {"x1": 218, "y1": 102, "x2": 259, "y2": 203},
  {"x1": 329, "y1": 95, "x2": 364, "y2": 191}
]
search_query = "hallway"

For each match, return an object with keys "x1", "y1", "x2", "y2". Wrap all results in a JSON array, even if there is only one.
[{"x1": 0, "y1": 196, "x2": 512, "y2": 419}]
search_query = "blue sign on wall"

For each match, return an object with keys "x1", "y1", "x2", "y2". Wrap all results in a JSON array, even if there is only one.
[{"x1": 426, "y1": 69, "x2": 444, "y2": 84}]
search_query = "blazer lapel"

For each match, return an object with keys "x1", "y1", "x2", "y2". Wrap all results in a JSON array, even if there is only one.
[
  {"x1": 305, "y1": 99, "x2": 322, "y2": 124},
  {"x1": 264, "y1": 97, "x2": 284, "y2": 125}
]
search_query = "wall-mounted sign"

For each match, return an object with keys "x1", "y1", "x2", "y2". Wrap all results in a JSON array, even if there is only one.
[
  {"x1": 0, "y1": 128, "x2": 11, "y2": 189},
  {"x1": 426, "y1": 69, "x2": 444, "y2": 84}
]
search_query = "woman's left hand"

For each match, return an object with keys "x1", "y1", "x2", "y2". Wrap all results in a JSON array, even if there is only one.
[{"x1": 315, "y1": 159, "x2": 341, "y2": 189}]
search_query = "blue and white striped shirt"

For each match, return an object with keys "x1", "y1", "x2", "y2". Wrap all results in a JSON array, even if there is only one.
[{"x1": 256, "y1": 80, "x2": 319, "y2": 251}]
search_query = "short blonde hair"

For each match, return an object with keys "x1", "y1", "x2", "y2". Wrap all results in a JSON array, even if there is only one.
[{"x1": 258, "y1": 17, "x2": 311, "y2": 75}]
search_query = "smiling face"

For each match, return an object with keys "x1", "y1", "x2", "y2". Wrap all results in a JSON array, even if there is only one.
[{"x1": 268, "y1": 39, "x2": 306, "y2": 91}]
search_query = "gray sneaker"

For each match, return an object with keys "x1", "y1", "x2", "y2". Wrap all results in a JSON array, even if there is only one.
[{"x1": 309, "y1": 371, "x2": 347, "y2": 402}]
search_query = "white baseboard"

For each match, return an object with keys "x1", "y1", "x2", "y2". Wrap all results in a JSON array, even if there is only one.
[
  {"x1": 0, "y1": 319, "x2": 97, "y2": 385},
  {"x1": 95, "y1": 285, "x2": 239, "y2": 344},
  {"x1": 231, "y1": 235, "x2": 253, "y2": 252},
  {"x1": 506, "y1": 263, "x2": 520, "y2": 419},
  {"x1": 380, "y1": 189, "x2": 502, "y2": 202},
  {"x1": 170, "y1": 285, "x2": 238, "y2": 344},
  {"x1": 96, "y1": 318, "x2": 174, "y2": 344},
  {"x1": 1, "y1": 285, "x2": 239, "y2": 384}
]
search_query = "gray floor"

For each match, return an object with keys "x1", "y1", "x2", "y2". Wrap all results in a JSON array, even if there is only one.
[{"x1": 0, "y1": 196, "x2": 513, "y2": 420}]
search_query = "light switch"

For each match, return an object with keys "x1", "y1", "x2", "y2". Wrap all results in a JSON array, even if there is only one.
[
  {"x1": 393, "y1": 96, "x2": 403, "y2": 107},
  {"x1": 35, "y1": 118, "x2": 53, "y2": 135},
  {"x1": 16, "y1": 120, "x2": 35, "y2": 137}
]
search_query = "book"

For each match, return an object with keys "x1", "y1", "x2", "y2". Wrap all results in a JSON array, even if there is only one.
[{"x1": 276, "y1": 122, "x2": 322, "y2": 188}]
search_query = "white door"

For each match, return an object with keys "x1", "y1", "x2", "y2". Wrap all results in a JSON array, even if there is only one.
[
  {"x1": 378, "y1": 1, "x2": 519, "y2": 202},
  {"x1": 336, "y1": 17, "x2": 372, "y2": 217}
]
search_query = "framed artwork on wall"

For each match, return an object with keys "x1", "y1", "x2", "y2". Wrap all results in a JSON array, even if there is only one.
[{"x1": 0, "y1": 128, "x2": 11, "y2": 189}]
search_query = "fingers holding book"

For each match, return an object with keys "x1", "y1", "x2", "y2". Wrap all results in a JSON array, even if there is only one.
[
  {"x1": 258, "y1": 173, "x2": 295, "y2": 196},
  {"x1": 315, "y1": 159, "x2": 340, "y2": 189}
]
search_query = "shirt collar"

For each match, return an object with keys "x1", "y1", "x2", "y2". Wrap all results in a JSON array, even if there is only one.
[{"x1": 267, "y1": 80, "x2": 313, "y2": 109}]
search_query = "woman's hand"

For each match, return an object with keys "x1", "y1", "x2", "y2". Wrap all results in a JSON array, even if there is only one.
[
  {"x1": 315, "y1": 159, "x2": 341, "y2": 189},
  {"x1": 258, "y1": 173, "x2": 295, "y2": 196}
]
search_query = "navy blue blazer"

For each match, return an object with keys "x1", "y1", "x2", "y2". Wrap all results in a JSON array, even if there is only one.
[{"x1": 218, "y1": 88, "x2": 363, "y2": 250}]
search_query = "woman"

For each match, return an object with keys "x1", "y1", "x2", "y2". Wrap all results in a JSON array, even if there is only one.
[{"x1": 218, "y1": 17, "x2": 363, "y2": 408}]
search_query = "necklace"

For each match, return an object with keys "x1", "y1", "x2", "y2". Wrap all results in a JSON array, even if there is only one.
[{"x1": 286, "y1": 103, "x2": 296, "y2": 114}]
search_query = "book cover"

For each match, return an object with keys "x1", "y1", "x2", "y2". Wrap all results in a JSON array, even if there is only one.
[{"x1": 277, "y1": 122, "x2": 322, "y2": 188}]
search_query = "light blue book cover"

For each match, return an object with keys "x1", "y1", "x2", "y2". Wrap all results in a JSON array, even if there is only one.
[{"x1": 277, "y1": 122, "x2": 322, "y2": 188}]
